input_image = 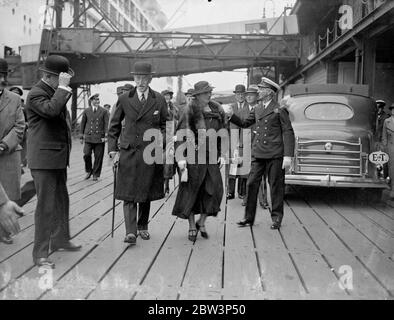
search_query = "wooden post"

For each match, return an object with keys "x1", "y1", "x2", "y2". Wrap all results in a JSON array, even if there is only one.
[
  {"x1": 73, "y1": 0, "x2": 80, "y2": 28},
  {"x1": 54, "y1": 0, "x2": 63, "y2": 28},
  {"x1": 362, "y1": 37, "x2": 376, "y2": 94}
]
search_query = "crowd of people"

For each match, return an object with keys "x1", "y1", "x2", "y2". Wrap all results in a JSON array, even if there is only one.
[{"x1": 1, "y1": 54, "x2": 393, "y2": 269}]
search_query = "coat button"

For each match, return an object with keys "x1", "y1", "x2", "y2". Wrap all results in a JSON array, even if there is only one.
[
  {"x1": 265, "y1": 120, "x2": 268, "y2": 123},
  {"x1": 265, "y1": 127, "x2": 267, "y2": 129},
  {"x1": 264, "y1": 141, "x2": 267, "y2": 144}
]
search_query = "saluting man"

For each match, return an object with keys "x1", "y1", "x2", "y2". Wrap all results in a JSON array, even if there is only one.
[
  {"x1": 108, "y1": 62, "x2": 168, "y2": 245},
  {"x1": 80, "y1": 93, "x2": 109, "y2": 181},
  {"x1": 224, "y1": 77, "x2": 295, "y2": 230}
]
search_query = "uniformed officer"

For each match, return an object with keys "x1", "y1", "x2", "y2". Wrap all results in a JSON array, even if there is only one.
[
  {"x1": 382, "y1": 103, "x2": 394, "y2": 199},
  {"x1": 224, "y1": 77, "x2": 295, "y2": 230},
  {"x1": 80, "y1": 93, "x2": 109, "y2": 181},
  {"x1": 375, "y1": 100, "x2": 389, "y2": 146}
]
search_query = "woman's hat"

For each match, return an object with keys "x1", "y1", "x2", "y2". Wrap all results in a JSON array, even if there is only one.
[
  {"x1": 130, "y1": 62, "x2": 155, "y2": 75},
  {"x1": 123, "y1": 83, "x2": 134, "y2": 91},
  {"x1": 192, "y1": 81, "x2": 214, "y2": 96},
  {"x1": 258, "y1": 77, "x2": 280, "y2": 93},
  {"x1": 233, "y1": 84, "x2": 246, "y2": 93},
  {"x1": 39, "y1": 55, "x2": 74, "y2": 76}
]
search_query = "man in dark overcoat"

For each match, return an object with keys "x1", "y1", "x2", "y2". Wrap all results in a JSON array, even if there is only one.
[
  {"x1": 227, "y1": 84, "x2": 247, "y2": 200},
  {"x1": 80, "y1": 93, "x2": 109, "y2": 181},
  {"x1": 224, "y1": 77, "x2": 295, "y2": 230},
  {"x1": 108, "y1": 62, "x2": 168, "y2": 245},
  {"x1": 26, "y1": 55, "x2": 81, "y2": 268}
]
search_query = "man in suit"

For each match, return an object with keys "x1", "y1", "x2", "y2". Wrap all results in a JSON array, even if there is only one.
[
  {"x1": 108, "y1": 62, "x2": 168, "y2": 245},
  {"x1": 80, "y1": 93, "x2": 109, "y2": 181},
  {"x1": 227, "y1": 84, "x2": 247, "y2": 200},
  {"x1": 26, "y1": 55, "x2": 81, "y2": 268},
  {"x1": 224, "y1": 77, "x2": 295, "y2": 230}
]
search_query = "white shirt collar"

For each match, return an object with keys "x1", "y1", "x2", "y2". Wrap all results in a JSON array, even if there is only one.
[
  {"x1": 263, "y1": 99, "x2": 272, "y2": 108},
  {"x1": 138, "y1": 89, "x2": 149, "y2": 101}
]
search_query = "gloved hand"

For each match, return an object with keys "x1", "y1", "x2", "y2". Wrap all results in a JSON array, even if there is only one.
[
  {"x1": 282, "y1": 156, "x2": 292, "y2": 171},
  {"x1": 178, "y1": 160, "x2": 187, "y2": 170},
  {"x1": 217, "y1": 156, "x2": 226, "y2": 169},
  {"x1": 101, "y1": 137, "x2": 108, "y2": 143},
  {"x1": 58, "y1": 72, "x2": 72, "y2": 87}
]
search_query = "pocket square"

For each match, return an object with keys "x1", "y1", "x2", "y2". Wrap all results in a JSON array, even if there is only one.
[{"x1": 153, "y1": 110, "x2": 159, "y2": 115}]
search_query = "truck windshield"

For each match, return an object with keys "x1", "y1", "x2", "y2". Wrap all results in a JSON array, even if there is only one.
[{"x1": 304, "y1": 103, "x2": 354, "y2": 120}]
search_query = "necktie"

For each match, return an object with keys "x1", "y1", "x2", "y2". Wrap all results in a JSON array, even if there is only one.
[{"x1": 141, "y1": 93, "x2": 146, "y2": 105}]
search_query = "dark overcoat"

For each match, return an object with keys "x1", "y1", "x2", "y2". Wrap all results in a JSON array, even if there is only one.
[
  {"x1": 0, "y1": 89, "x2": 25, "y2": 200},
  {"x1": 230, "y1": 100, "x2": 295, "y2": 159},
  {"x1": 108, "y1": 88, "x2": 168, "y2": 202},
  {"x1": 172, "y1": 100, "x2": 226, "y2": 218},
  {"x1": 80, "y1": 106, "x2": 109, "y2": 143},
  {"x1": 25, "y1": 80, "x2": 72, "y2": 169}
]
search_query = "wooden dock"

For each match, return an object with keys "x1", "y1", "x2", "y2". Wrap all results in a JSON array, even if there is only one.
[{"x1": 0, "y1": 140, "x2": 393, "y2": 300}]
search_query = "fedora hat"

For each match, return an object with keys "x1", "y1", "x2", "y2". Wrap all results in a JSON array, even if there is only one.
[
  {"x1": 258, "y1": 77, "x2": 280, "y2": 93},
  {"x1": 245, "y1": 85, "x2": 259, "y2": 94},
  {"x1": 161, "y1": 89, "x2": 174, "y2": 96},
  {"x1": 130, "y1": 61, "x2": 155, "y2": 75},
  {"x1": 39, "y1": 55, "x2": 74, "y2": 76},
  {"x1": 233, "y1": 84, "x2": 246, "y2": 93},
  {"x1": 9, "y1": 86, "x2": 23, "y2": 96},
  {"x1": 0, "y1": 58, "x2": 9, "y2": 74},
  {"x1": 185, "y1": 88, "x2": 194, "y2": 96},
  {"x1": 192, "y1": 81, "x2": 214, "y2": 96}
]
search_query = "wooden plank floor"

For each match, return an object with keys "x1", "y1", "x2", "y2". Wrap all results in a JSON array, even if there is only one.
[{"x1": 0, "y1": 139, "x2": 393, "y2": 300}]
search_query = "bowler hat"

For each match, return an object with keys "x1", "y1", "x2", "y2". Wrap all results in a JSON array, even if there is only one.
[
  {"x1": 39, "y1": 55, "x2": 74, "y2": 76},
  {"x1": 185, "y1": 88, "x2": 194, "y2": 96},
  {"x1": 9, "y1": 86, "x2": 23, "y2": 96},
  {"x1": 245, "y1": 85, "x2": 259, "y2": 94},
  {"x1": 130, "y1": 62, "x2": 155, "y2": 75},
  {"x1": 389, "y1": 103, "x2": 394, "y2": 110},
  {"x1": 233, "y1": 84, "x2": 246, "y2": 93},
  {"x1": 161, "y1": 89, "x2": 174, "y2": 96},
  {"x1": 192, "y1": 81, "x2": 214, "y2": 96},
  {"x1": 258, "y1": 77, "x2": 280, "y2": 93},
  {"x1": 0, "y1": 58, "x2": 9, "y2": 74}
]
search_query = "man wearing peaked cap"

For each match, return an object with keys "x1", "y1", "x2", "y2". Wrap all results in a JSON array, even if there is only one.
[
  {"x1": 80, "y1": 93, "x2": 109, "y2": 182},
  {"x1": 108, "y1": 61, "x2": 168, "y2": 245},
  {"x1": 25, "y1": 54, "x2": 81, "y2": 268},
  {"x1": 224, "y1": 76, "x2": 295, "y2": 230}
]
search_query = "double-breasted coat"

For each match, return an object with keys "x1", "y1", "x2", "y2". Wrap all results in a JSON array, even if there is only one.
[
  {"x1": 0, "y1": 89, "x2": 25, "y2": 201},
  {"x1": 108, "y1": 88, "x2": 168, "y2": 202},
  {"x1": 80, "y1": 106, "x2": 109, "y2": 143},
  {"x1": 382, "y1": 116, "x2": 394, "y2": 193},
  {"x1": 172, "y1": 100, "x2": 226, "y2": 218},
  {"x1": 230, "y1": 100, "x2": 295, "y2": 159}
]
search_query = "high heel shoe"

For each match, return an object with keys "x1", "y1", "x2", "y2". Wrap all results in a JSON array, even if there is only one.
[
  {"x1": 188, "y1": 229, "x2": 197, "y2": 242},
  {"x1": 196, "y1": 222, "x2": 209, "y2": 239}
]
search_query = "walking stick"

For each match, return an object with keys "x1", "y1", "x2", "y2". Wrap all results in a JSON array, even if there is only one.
[{"x1": 111, "y1": 154, "x2": 119, "y2": 238}]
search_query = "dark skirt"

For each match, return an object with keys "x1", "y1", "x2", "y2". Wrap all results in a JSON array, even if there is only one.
[{"x1": 172, "y1": 163, "x2": 223, "y2": 219}]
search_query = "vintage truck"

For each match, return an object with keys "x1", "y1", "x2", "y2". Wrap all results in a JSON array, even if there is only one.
[{"x1": 283, "y1": 84, "x2": 389, "y2": 200}]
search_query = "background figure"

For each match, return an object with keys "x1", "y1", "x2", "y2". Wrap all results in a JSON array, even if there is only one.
[
  {"x1": 382, "y1": 103, "x2": 394, "y2": 199},
  {"x1": 172, "y1": 81, "x2": 226, "y2": 242},
  {"x1": 0, "y1": 59, "x2": 25, "y2": 244},
  {"x1": 162, "y1": 89, "x2": 179, "y2": 194},
  {"x1": 103, "y1": 104, "x2": 111, "y2": 114},
  {"x1": 108, "y1": 62, "x2": 168, "y2": 245},
  {"x1": 80, "y1": 93, "x2": 109, "y2": 181},
  {"x1": 227, "y1": 84, "x2": 247, "y2": 200},
  {"x1": 26, "y1": 55, "x2": 81, "y2": 268}
]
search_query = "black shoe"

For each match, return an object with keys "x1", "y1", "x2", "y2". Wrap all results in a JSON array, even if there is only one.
[
  {"x1": 270, "y1": 221, "x2": 281, "y2": 230},
  {"x1": 124, "y1": 233, "x2": 137, "y2": 245},
  {"x1": 85, "y1": 172, "x2": 92, "y2": 180},
  {"x1": 0, "y1": 235, "x2": 13, "y2": 244},
  {"x1": 196, "y1": 222, "x2": 209, "y2": 239},
  {"x1": 260, "y1": 201, "x2": 269, "y2": 209},
  {"x1": 188, "y1": 229, "x2": 197, "y2": 242},
  {"x1": 237, "y1": 219, "x2": 253, "y2": 227},
  {"x1": 138, "y1": 230, "x2": 150, "y2": 240},
  {"x1": 34, "y1": 258, "x2": 55, "y2": 268},
  {"x1": 93, "y1": 175, "x2": 98, "y2": 181},
  {"x1": 227, "y1": 193, "x2": 235, "y2": 200},
  {"x1": 51, "y1": 241, "x2": 82, "y2": 252}
]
